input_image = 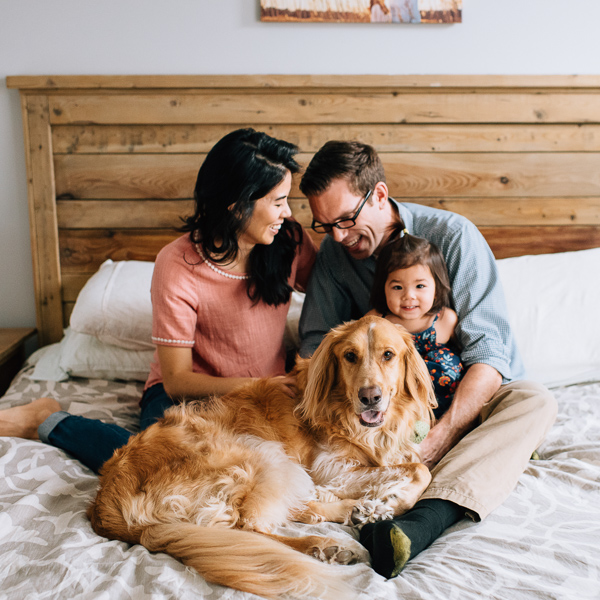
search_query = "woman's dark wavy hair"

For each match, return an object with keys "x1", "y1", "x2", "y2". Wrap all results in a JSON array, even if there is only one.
[
  {"x1": 180, "y1": 128, "x2": 303, "y2": 307},
  {"x1": 371, "y1": 223, "x2": 451, "y2": 317}
]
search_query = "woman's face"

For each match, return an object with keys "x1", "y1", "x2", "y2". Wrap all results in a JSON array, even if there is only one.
[{"x1": 238, "y1": 170, "x2": 293, "y2": 249}]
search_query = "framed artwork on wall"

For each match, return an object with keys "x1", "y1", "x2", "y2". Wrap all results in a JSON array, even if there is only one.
[{"x1": 260, "y1": 1, "x2": 462, "y2": 24}]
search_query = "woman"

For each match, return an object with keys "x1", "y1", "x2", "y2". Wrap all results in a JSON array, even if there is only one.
[{"x1": 0, "y1": 128, "x2": 316, "y2": 473}]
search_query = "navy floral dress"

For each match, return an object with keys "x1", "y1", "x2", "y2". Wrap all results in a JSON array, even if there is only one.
[{"x1": 411, "y1": 313, "x2": 463, "y2": 419}]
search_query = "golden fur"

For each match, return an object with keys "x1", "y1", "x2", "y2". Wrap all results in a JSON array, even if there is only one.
[{"x1": 88, "y1": 315, "x2": 436, "y2": 599}]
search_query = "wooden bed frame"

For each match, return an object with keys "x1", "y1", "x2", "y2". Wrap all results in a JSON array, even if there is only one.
[{"x1": 7, "y1": 74, "x2": 600, "y2": 347}]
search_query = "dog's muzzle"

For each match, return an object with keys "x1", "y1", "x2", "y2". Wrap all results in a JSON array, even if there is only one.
[{"x1": 357, "y1": 385, "x2": 386, "y2": 427}]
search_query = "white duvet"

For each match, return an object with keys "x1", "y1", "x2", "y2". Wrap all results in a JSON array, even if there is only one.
[{"x1": 1, "y1": 364, "x2": 599, "y2": 599}]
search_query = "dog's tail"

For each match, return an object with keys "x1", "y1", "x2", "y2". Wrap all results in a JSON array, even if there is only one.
[{"x1": 140, "y1": 523, "x2": 358, "y2": 600}]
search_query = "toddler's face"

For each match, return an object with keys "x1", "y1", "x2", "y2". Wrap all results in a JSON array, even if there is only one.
[{"x1": 384, "y1": 264, "x2": 436, "y2": 322}]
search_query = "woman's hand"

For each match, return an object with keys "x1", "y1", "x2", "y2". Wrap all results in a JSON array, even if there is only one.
[{"x1": 272, "y1": 373, "x2": 298, "y2": 398}]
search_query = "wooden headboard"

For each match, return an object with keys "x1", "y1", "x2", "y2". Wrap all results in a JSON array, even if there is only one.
[{"x1": 7, "y1": 74, "x2": 600, "y2": 346}]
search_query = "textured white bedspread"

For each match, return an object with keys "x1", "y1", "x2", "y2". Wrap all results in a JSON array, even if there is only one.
[{"x1": 1, "y1": 365, "x2": 599, "y2": 599}]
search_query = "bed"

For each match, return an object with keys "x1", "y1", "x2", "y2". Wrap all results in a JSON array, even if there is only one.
[{"x1": 2, "y1": 75, "x2": 600, "y2": 599}]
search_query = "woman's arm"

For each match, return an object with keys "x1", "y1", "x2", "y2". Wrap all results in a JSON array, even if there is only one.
[{"x1": 158, "y1": 346, "x2": 256, "y2": 400}]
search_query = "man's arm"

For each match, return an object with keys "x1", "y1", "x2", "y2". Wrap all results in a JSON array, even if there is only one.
[
  {"x1": 436, "y1": 217, "x2": 518, "y2": 383},
  {"x1": 419, "y1": 363, "x2": 502, "y2": 469},
  {"x1": 298, "y1": 237, "x2": 373, "y2": 357}
]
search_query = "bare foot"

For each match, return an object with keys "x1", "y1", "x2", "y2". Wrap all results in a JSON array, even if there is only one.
[{"x1": 0, "y1": 398, "x2": 61, "y2": 439}]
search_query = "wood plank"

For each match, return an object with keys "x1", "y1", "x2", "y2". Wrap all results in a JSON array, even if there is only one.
[
  {"x1": 21, "y1": 94, "x2": 63, "y2": 346},
  {"x1": 55, "y1": 154, "x2": 200, "y2": 199},
  {"x1": 59, "y1": 229, "x2": 180, "y2": 271},
  {"x1": 48, "y1": 93, "x2": 600, "y2": 126},
  {"x1": 57, "y1": 199, "x2": 194, "y2": 228},
  {"x1": 384, "y1": 153, "x2": 600, "y2": 198},
  {"x1": 8, "y1": 74, "x2": 600, "y2": 90},
  {"x1": 411, "y1": 197, "x2": 600, "y2": 226},
  {"x1": 52, "y1": 123, "x2": 600, "y2": 154},
  {"x1": 482, "y1": 226, "x2": 600, "y2": 258},
  {"x1": 55, "y1": 152, "x2": 600, "y2": 200},
  {"x1": 62, "y1": 273, "x2": 92, "y2": 303}
]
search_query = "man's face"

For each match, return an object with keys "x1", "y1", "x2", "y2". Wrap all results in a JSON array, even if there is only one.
[{"x1": 308, "y1": 179, "x2": 394, "y2": 260}]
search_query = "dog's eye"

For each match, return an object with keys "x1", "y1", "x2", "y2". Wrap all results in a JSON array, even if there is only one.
[
  {"x1": 344, "y1": 351, "x2": 358, "y2": 363},
  {"x1": 383, "y1": 351, "x2": 394, "y2": 361}
]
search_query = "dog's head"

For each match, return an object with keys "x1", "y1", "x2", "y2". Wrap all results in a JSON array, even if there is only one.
[{"x1": 297, "y1": 315, "x2": 436, "y2": 432}]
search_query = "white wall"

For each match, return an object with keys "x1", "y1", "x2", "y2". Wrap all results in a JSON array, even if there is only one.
[{"x1": 2, "y1": 0, "x2": 600, "y2": 329}]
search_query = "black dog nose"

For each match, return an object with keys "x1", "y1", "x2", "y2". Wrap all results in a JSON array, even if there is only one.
[{"x1": 358, "y1": 386, "x2": 382, "y2": 405}]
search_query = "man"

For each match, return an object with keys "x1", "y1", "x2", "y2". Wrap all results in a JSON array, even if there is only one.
[{"x1": 298, "y1": 141, "x2": 557, "y2": 578}]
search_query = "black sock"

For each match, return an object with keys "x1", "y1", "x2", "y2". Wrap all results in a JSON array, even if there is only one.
[{"x1": 359, "y1": 499, "x2": 464, "y2": 578}]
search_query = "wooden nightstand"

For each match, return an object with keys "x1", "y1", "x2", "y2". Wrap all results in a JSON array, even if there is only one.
[{"x1": 0, "y1": 328, "x2": 36, "y2": 396}]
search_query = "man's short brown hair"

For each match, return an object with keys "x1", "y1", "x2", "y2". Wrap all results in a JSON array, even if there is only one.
[{"x1": 300, "y1": 140, "x2": 386, "y2": 198}]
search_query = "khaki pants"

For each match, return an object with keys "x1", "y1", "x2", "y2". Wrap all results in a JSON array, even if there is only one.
[{"x1": 421, "y1": 380, "x2": 558, "y2": 521}]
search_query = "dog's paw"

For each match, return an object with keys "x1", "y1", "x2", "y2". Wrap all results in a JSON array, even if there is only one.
[
  {"x1": 312, "y1": 486, "x2": 342, "y2": 503},
  {"x1": 350, "y1": 499, "x2": 395, "y2": 525},
  {"x1": 309, "y1": 541, "x2": 364, "y2": 565}
]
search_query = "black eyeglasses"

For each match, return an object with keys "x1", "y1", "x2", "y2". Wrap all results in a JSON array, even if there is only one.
[{"x1": 311, "y1": 189, "x2": 373, "y2": 234}]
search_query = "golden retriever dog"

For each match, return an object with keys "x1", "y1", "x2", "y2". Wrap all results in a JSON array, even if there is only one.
[{"x1": 88, "y1": 316, "x2": 436, "y2": 599}]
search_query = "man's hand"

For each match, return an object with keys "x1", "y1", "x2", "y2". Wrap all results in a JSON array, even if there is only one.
[{"x1": 420, "y1": 363, "x2": 502, "y2": 470}]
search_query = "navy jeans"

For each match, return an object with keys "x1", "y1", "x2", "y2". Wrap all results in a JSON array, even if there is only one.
[{"x1": 41, "y1": 383, "x2": 176, "y2": 474}]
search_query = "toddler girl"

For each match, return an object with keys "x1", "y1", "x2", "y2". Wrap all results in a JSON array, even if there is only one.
[{"x1": 369, "y1": 224, "x2": 463, "y2": 418}]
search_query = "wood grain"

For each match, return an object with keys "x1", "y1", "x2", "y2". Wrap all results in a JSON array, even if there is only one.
[
  {"x1": 54, "y1": 154, "x2": 200, "y2": 199},
  {"x1": 54, "y1": 152, "x2": 600, "y2": 200},
  {"x1": 57, "y1": 199, "x2": 194, "y2": 229},
  {"x1": 482, "y1": 226, "x2": 600, "y2": 259},
  {"x1": 9, "y1": 74, "x2": 600, "y2": 90},
  {"x1": 59, "y1": 229, "x2": 180, "y2": 271},
  {"x1": 52, "y1": 123, "x2": 600, "y2": 154},
  {"x1": 48, "y1": 93, "x2": 600, "y2": 126},
  {"x1": 22, "y1": 95, "x2": 63, "y2": 345}
]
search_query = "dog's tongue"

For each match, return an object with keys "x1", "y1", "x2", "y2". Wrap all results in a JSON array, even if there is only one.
[{"x1": 361, "y1": 410, "x2": 382, "y2": 424}]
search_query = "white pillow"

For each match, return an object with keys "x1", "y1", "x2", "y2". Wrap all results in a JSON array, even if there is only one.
[
  {"x1": 29, "y1": 328, "x2": 154, "y2": 382},
  {"x1": 497, "y1": 247, "x2": 600, "y2": 388},
  {"x1": 70, "y1": 259, "x2": 154, "y2": 350}
]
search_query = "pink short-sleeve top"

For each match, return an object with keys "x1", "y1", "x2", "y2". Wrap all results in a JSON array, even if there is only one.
[{"x1": 145, "y1": 231, "x2": 316, "y2": 390}]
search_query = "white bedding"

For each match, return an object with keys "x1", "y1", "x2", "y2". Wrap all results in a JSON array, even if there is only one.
[{"x1": 1, "y1": 362, "x2": 599, "y2": 600}]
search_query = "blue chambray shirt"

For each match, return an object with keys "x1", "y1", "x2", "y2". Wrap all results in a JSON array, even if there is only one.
[{"x1": 299, "y1": 200, "x2": 525, "y2": 384}]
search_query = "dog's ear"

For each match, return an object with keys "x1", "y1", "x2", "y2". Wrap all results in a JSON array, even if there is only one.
[
  {"x1": 400, "y1": 330, "x2": 437, "y2": 422},
  {"x1": 296, "y1": 329, "x2": 339, "y2": 425}
]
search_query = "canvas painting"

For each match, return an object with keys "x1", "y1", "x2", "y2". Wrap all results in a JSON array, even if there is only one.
[{"x1": 260, "y1": 0, "x2": 462, "y2": 24}]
